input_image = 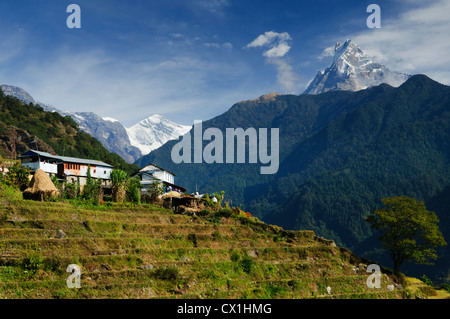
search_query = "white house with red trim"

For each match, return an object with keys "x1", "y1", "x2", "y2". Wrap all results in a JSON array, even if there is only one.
[{"x1": 19, "y1": 149, "x2": 114, "y2": 186}]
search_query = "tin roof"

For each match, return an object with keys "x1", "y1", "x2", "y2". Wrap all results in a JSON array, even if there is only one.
[
  {"x1": 139, "y1": 163, "x2": 175, "y2": 176},
  {"x1": 19, "y1": 150, "x2": 114, "y2": 168}
]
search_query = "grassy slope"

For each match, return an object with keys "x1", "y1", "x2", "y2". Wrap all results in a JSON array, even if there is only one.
[{"x1": 0, "y1": 185, "x2": 447, "y2": 299}]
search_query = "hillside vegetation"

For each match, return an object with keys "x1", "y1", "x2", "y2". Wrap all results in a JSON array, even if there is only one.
[
  {"x1": 0, "y1": 184, "x2": 430, "y2": 299},
  {"x1": 137, "y1": 75, "x2": 450, "y2": 283}
]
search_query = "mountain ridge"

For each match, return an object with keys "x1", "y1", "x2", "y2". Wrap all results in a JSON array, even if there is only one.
[
  {"x1": 136, "y1": 74, "x2": 450, "y2": 283},
  {"x1": 0, "y1": 84, "x2": 190, "y2": 163}
]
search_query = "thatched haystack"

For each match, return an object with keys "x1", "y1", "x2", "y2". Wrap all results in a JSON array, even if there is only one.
[
  {"x1": 23, "y1": 169, "x2": 60, "y2": 201},
  {"x1": 161, "y1": 191, "x2": 181, "y2": 199}
]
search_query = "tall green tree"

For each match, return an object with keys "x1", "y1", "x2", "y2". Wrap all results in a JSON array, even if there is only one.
[
  {"x1": 81, "y1": 164, "x2": 93, "y2": 200},
  {"x1": 126, "y1": 176, "x2": 141, "y2": 204},
  {"x1": 366, "y1": 196, "x2": 447, "y2": 277},
  {"x1": 3, "y1": 163, "x2": 30, "y2": 190},
  {"x1": 110, "y1": 169, "x2": 129, "y2": 203},
  {"x1": 81, "y1": 164, "x2": 102, "y2": 204}
]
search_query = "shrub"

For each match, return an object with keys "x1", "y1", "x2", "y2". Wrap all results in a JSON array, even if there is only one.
[
  {"x1": 50, "y1": 175, "x2": 59, "y2": 188},
  {"x1": 187, "y1": 233, "x2": 198, "y2": 247},
  {"x1": 2, "y1": 163, "x2": 30, "y2": 190},
  {"x1": 63, "y1": 180, "x2": 80, "y2": 199},
  {"x1": 230, "y1": 251, "x2": 240, "y2": 263},
  {"x1": 202, "y1": 191, "x2": 225, "y2": 211},
  {"x1": 265, "y1": 284, "x2": 284, "y2": 298},
  {"x1": 418, "y1": 285, "x2": 437, "y2": 297},
  {"x1": 440, "y1": 283, "x2": 450, "y2": 293},
  {"x1": 141, "y1": 180, "x2": 163, "y2": 204},
  {"x1": 215, "y1": 208, "x2": 233, "y2": 218},
  {"x1": 239, "y1": 255, "x2": 254, "y2": 274},
  {"x1": 197, "y1": 209, "x2": 212, "y2": 217},
  {"x1": 43, "y1": 256, "x2": 64, "y2": 273},
  {"x1": 126, "y1": 176, "x2": 141, "y2": 204},
  {"x1": 110, "y1": 169, "x2": 129, "y2": 203},
  {"x1": 81, "y1": 167, "x2": 103, "y2": 204},
  {"x1": 21, "y1": 254, "x2": 44, "y2": 274},
  {"x1": 153, "y1": 266, "x2": 180, "y2": 281},
  {"x1": 420, "y1": 275, "x2": 434, "y2": 286}
]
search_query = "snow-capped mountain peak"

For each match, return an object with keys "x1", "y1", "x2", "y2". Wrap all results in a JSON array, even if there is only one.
[
  {"x1": 141, "y1": 114, "x2": 164, "y2": 125},
  {"x1": 304, "y1": 39, "x2": 410, "y2": 95},
  {"x1": 1, "y1": 83, "x2": 190, "y2": 162},
  {"x1": 126, "y1": 114, "x2": 191, "y2": 156}
]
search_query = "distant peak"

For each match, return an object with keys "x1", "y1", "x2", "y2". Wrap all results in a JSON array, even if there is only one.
[
  {"x1": 333, "y1": 39, "x2": 365, "y2": 62},
  {"x1": 143, "y1": 114, "x2": 166, "y2": 124},
  {"x1": 334, "y1": 39, "x2": 352, "y2": 52},
  {"x1": 148, "y1": 114, "x2": 165, "y2": 120},
  {"x1": 304, "y1": 39, "x2": 409, "y2": 95},
  {"x1": 399, "y1": 74, "x2": 440, "y2": 89}
]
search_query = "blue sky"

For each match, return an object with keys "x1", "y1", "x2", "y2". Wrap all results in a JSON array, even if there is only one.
[{"x1": 1, "y1": 0, "x2": 449, "y2": 127}]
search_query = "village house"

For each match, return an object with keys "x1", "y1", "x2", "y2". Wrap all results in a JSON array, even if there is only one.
[
  {"x1": 19, "y1": 149, "x2": 114, "y2": 188},
  {"x1": 134, "y1": 163, "x2": 186, "y2": 194}
]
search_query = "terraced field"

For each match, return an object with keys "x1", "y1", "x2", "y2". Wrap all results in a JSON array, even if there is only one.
[{"x1": 0, "y1": 185, "x2": 411, "y2": 299}]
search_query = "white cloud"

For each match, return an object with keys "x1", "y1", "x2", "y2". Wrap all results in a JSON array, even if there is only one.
[
  {"x1": 246, "y1": 31, "x2": 292, "y2": 58},
  {"x1": 170, "y1": 33, "x2": 184, "y2": 39},
  {"x1": 191, "y1": 0, "x2": 230, "y2": 15},
  {"x1": 0, "y1": 28, "x2": 27, "y2": 65},
  {"x1": 317, "y1": 46, "x2": 335, "y2": 61},
  {"x1": 204, "y1": 42, "x2": 233, "y2": 50},
  {"x1": 270, "y1": 59, "x2": 299, "y2": 92},
  {"x1": 205, "y1": 42, "x2": 221, "y2": 48},
  {"x1": 264, "y1": 42, "x2": 291, "y2": 58},
  {"x1": 246, "y1": 31, "x2": 298, "y2": 93},
  {"x1": 223, "y1": 42, "x2": 233, "y2": 50},
  {"x1": 349, "y1": 0, "x2": 450, "y2": 84}
]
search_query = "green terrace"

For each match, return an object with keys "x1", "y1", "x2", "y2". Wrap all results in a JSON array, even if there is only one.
[{"x1": 0, "y1": 185, "x2": 444, "y2": 299}]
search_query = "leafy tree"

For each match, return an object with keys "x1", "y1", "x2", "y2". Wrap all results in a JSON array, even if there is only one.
[
  {"x1": 80, "y1": 165, "x2": 102, "y2": 204},
  {"x1": 110, "y1": 169, "x2": 129, "y2": 203},
  {"x1": 2, "y1": 163, "x2": 30, "y2": 190},
  {"x1": 202, "y1": 191, "x2": 225, "y2": 211},
  {"x1": 366, "y1": 196, "x2": 447, "y2": 277},
  {"x1": 81, "y1": 164, "x2": 93, "y2": 200},
  {"x1": 50, "y1": 175, "x2": 59, "y2": 188},
  {"x1": 63, "y1": 180, "x2": 80, "y2": 199},
  {"x1": 126, "y1": 176, "x2": 141, "y2": 204},
  {"x1": 142, "y1": 179, "x2": 164, "y2": 203}
]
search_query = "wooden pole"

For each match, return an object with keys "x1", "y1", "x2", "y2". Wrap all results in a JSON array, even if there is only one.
[{"x1": 11, "y1": 126, "x2": 16, "y2": 160}]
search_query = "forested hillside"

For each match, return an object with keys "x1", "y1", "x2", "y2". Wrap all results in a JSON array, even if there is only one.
[{"x1": 137, "y1": 75, "x2": 450, "y2": 283}]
